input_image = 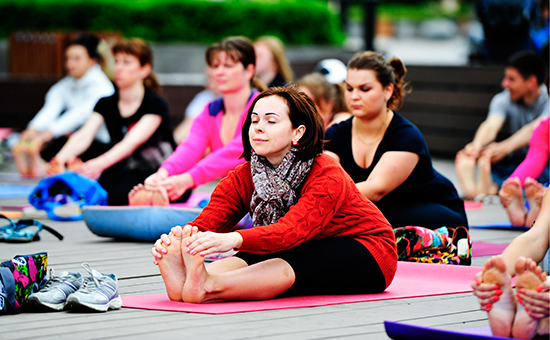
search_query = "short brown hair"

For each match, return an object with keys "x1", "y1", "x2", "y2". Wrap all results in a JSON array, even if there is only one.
[
  {"x1": 241, "y1": 86, "x2": 325, "y2": 161},
  {"x1": 206, "y1": 36, "x2": 265, "y2": 91}
]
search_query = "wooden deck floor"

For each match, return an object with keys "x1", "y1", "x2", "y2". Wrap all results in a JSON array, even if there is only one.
[{"x1": 0, "y1": 159, "x2": 523, "y2": 340}]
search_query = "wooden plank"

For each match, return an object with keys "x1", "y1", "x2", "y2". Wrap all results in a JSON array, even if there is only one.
[
  {"x1": 406, "y1": 65, "x2": 503, "y2": 86},
  {"x1": 404, "y1": 90, "x2": 495, "y2": 109}
]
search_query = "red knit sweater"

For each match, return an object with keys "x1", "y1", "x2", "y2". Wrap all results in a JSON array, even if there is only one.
[{"x1": 191, "y1": 153, "x2": 398, "y2": 288}]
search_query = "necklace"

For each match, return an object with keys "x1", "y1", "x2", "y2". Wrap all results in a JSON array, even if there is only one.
[{"x1": 354, "y1": 108, "x2": 391, "y2": 145}]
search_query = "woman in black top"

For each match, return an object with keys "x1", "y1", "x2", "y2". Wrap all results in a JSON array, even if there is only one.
[
  {"x1": 325, "y1": 51, "x2": 467, "y2": 229},
  {"x1": 49, "y1": 38, "x2": 175, "y2": 205}
]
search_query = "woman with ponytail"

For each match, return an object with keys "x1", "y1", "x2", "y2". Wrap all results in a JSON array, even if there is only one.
[
  {"x1": 325, "y1": 51, "x2": 467, "y2": 230},
  {"x1": 48, "y1": 38, "x2": 176, "y2": 205},
  {"x1": 129, "y1": 36, "x2": 265, "y2": 206}
]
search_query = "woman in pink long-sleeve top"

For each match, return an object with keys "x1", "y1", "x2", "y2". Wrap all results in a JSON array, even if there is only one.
[
  {"x1": 129, "y1": 36, "x2": 264, "y2": 206},
  {"x1": 499, "y1": 117, "x2": 549, "y2": 226}
]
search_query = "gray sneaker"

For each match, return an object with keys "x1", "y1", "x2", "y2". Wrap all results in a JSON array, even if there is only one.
[
  {"x1": 26, "y1": 269, "x2": 82, "y2": 311},
  {"x1": 67, "y1": 263, "x2": 122, "y2": 312}
]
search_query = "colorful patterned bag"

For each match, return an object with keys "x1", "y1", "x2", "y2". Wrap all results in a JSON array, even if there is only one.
[
  {"x1": 394, "y1": 226, "x2": 471, "y2": 265},
  {"x1": 0, "y1": 252, "x2": 48, "y2": 312}
]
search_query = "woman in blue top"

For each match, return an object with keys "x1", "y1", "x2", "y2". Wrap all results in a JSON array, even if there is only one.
[{"x1": 325, "y1": 51, "x2": 467, "y2": 230}]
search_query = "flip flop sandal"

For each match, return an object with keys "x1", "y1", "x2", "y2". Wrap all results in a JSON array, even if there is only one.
[
  {"x1": 0, "y1": 214, "x2": 18, "y2": 240},
  {"x1": 4, "y1": 219, "x2": 64, "y2": 243}
]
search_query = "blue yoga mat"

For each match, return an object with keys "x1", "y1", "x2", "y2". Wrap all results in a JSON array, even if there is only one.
[
  {"x1": 384, "y1": 321, "x2": 521, "y2": 340},
  {"x1": 0, "y1": 183, "x2": 35, "y2": 199},
  {"x1": 470, "y1": 221, "x2": 529, "y2": 231},
  {"x1": 82, "y1": 205, "x2": 202, "y2": 242}
]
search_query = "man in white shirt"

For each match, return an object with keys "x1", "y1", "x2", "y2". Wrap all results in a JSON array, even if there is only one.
[{"x1": 12, "y1": 35, "x2": 114, "y2": 177}]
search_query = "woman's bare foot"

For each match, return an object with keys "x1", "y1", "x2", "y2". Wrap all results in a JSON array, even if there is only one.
[
  {"x1": 128, "y1": 184, "x2": 153, "y2": 206},
  {"x1": 67, "y1": 157, "x2": 84, "y2": 173},
  {"x1": 12, "y1": 143, "x2": 31, "y2": 177},
  {"x1": 524, "y1": 178, "x2": 546, "y2": 227},
  {"x1": 157, "y1": 226, "x2": 190, "y2": 301},
  {"x1": 151, "y1": 186, "x2": 170, "y2": 206},
  {"x1": 499, "y1": 177, "x2": 527, "y2": 226},
  {"x1": 482, "y1": 255, "x2": 516, "y2": 337},
  {"x1": 46, "y1": 157, "x2": 65, "y2": 176},
  {"x1": 455, "y1": 151, "x2": 478, "y2": 200},
  {"x1": 512, "y1": 257, "x2": 546, "y2": 339},
  {"x1": 478, "y1": 155, "x2": 498, "y2": 196},
  {"x1": 181, "y1": 226, "x2": 213, "y2": 303}
]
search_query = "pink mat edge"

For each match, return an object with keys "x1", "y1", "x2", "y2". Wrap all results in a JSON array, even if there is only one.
[{"x1": 122, "y1": 262, "x2": 483, "y2": 315}]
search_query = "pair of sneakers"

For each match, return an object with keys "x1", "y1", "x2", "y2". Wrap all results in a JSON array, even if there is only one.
[{"x1": 26, "y1": 263, "x2": 122, "y2": 312}]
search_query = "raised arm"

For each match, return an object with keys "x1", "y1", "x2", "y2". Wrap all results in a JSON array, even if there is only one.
[{"x1": 356, "y1": 151, "x2": 419, "y2": 202}]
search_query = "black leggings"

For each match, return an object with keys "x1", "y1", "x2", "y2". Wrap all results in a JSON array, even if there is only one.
[
  {"x1": 40, "y1": 137, "x2": 111, "y2": 162},
  {"x1": 379, "y1": 200, "x2": 468, "y2": 230},
  {"x1": 235, "y1": 237, "x2": 387, "y2": 297}
]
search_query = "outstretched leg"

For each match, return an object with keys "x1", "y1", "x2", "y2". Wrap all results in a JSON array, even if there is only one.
[
  {"x1": 455, "y1": 151, "x2": 478, "y2": 200},
  {"x1": 512, "y1": 257, "x2": 546, "y2": 339},
  {"x1": 499, "y1": 177, "x2": 527, "y2": 226},
  {"x1": 181, "y1": 229, "x2": 295, "y2": 303},
  {"x1": 157, "y1": 225, "x2": 191, "y2": 301},
  {"x1": 524, "y1": 178, "x2": 546, "y2": 228},
  {"x1": 12, "y1": 143, "x2": 31, "y2": 177},
  {"x1": 478, "y1": 155, "x2": 498, "y2": 196},
  {"x1": 482, "y1": 255, "x2": 516, "y2": 337}
]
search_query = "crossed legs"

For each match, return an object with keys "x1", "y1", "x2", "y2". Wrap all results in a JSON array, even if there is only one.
[{"x1": 156, "y1": 225, "x2": 295, "y2": 303}]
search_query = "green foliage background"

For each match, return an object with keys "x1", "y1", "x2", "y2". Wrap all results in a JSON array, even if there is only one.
[{"x1": 0, "y1": 0, "x2": 344, "y2": 45}]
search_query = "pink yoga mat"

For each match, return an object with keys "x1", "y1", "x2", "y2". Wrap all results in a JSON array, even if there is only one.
[
  {"x1": 464, "y1": 201, "x2": 484, "y2": 211},
  {"x1": 169, "y1": 192, "x2": 210, "y2": 208},
  {"x1": 472, "y1": 241, "x2": 509, "y2": 257},
  {"x1": 122, "y1": 262, "x2": 481, "y2": 314}
]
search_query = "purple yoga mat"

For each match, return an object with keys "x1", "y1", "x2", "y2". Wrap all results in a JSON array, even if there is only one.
[
  {"x1": 470, "y1": 222, "x2": 529, "y2": 231},
  {"x1": 384, "y1": 321, "x2": 522, "y2": 340},
  {"x1": 122, "y1": 262, "x2": 481, "y2": 314}
]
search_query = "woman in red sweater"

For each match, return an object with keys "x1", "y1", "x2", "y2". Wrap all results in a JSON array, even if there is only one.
[{"x1": 152, "y1": 86, "x2": 397, "y2": 303}]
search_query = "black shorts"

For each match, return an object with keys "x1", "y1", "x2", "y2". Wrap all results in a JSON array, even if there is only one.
[{"x1": 235, "y1": 237, "x2": 386, "y2": 297}]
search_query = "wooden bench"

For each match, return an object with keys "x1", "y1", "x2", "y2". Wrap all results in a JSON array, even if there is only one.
[
  {"x1": 0, "y1": 78, "x2": 203, "y2": 130},
  {"x1": 399, "y1": 65, "x2": 504, "y2": 157}
]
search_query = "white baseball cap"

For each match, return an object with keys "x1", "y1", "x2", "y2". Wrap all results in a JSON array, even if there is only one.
[{"x1": 316, "y1": 59, "x2": 347, "y2": 84}]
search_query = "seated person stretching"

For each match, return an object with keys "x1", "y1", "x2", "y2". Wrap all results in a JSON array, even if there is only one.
[
  {"x1": 129, "y1": 36, "x2": 263, "y2": 206},
  {"x1": 12, "y1": 35, "x2": 114, "y2": 177},
  {"x1": 455, "y1": 51, "x2": 549, "y2": 201},
  {"x1": 499, "y1": 117, "x2": 549, "y2": 227},
  {"x1": 325, "y1": 51, "x2": 467, "y2": 230},
  {"x1": 151, "y1": 86, "x2": 398, "y2": 303},
  {"x1": 48, "y1": 38, "x2": 176, "y2": 205}
]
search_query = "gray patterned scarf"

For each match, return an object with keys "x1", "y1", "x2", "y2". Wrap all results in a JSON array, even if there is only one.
[{"x1": 250, "y1": 148, "x2": 315, "y2": 227}]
